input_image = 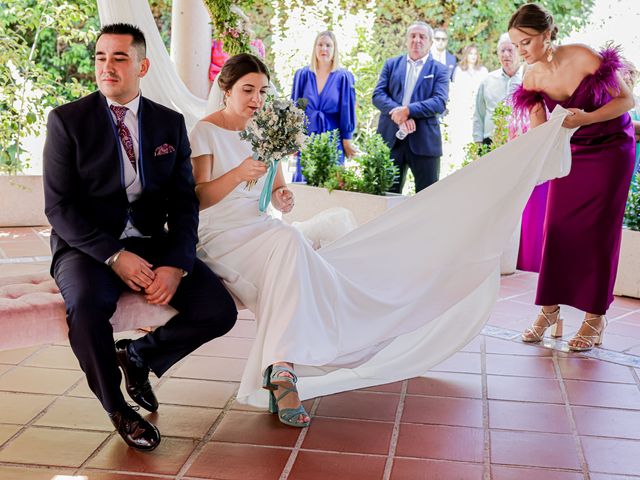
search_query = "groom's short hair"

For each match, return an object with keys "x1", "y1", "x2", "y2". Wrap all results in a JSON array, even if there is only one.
[{"x1": 97, "y1": 23, "x2": 146, "y2": 60}]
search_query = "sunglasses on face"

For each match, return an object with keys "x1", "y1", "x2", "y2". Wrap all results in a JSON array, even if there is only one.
[{"x1": 434, "y1": 37, "x2": 447, "y2": 41}]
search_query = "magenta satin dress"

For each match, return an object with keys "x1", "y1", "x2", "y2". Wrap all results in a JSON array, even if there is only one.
[
  {"x1": 512, "y1": 48, "x2": 635, "y2": 314},
  {"x1": 517, "y1": 181, "x2": 549, "y2": 272}
]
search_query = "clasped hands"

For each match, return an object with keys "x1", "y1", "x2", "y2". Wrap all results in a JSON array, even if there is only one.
[
  {"x1": 389, "y1": 106, "x2": 416, "y2": 134},
  {"x1": 111, "y1": 251, "x2": 182, "y2": 305}
]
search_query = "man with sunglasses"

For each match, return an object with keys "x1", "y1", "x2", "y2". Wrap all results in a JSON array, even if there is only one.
[{"x1": 431, "y1": 28, "x2": 457, "y2": 81}]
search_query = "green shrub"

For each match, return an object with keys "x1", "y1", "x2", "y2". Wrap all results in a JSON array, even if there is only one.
[
  {"x1": 356, "y1": 132, "x2": 398, "y2": 195},
  {"x1": 299, "y1": 130, "x2": 397, "y2": 196},
  {"x1": 461, "y1": 101, "x2": 512, "y2": 168},
  {"x1": 299, "y1": 129, "x2": 340, "y2": 187},
  {"x1": 319, "y1": 132, "x2": 397, "y2": 196},
  {"x1": 625, "y1": 173, "x2": 640, "y2": 231},
  {"x1": 324, "y1": 164, "x2": 363, "y2": 193}
]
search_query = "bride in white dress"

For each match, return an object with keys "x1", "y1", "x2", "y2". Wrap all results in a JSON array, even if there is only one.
[{"x1": 190, "y1": 53, "x2": 576, "y2": 428}]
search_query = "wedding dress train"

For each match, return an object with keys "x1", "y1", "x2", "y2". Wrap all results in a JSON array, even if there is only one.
[{"x1": 190, "y1": 107, "x2": 575, "y2": 407}]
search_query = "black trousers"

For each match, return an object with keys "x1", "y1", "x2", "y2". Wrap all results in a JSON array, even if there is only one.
[
  {"x1": 53, "y1": 237, "x2": 237, "y2": 413},
  {"x1": 389, "y1": 139, "x2": 441, "y2": 194}
]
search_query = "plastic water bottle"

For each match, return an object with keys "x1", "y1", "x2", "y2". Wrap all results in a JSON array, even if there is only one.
[{"x1": 395, "y1": 127, "x2": 409, "y2": 140}]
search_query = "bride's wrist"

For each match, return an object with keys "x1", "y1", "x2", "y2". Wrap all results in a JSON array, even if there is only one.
[{"x1": 231, "y1": 168, "x2": 245, "y2": 184}]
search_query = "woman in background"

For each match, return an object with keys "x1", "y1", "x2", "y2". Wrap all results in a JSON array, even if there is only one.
[
  {"x1": 443, "y1": 44, "x2": 488, "y2": 174},
  {"x1": 453, "y1": 44, "x2": 488, "y2": 84},
  {"x1": 291, "y1": 31, "x2": 356, "y2": 182}
]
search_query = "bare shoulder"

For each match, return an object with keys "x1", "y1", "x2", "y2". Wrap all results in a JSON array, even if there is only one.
[
  {"x1": 560, "y1": 44, "x2": 601, "y2": 74},
  {"x1": 200, "y1": 111, "x2": 224, "y2": 128},
  {"x1": 521, "y1": 65, "x2": 542, "y2": 90}
]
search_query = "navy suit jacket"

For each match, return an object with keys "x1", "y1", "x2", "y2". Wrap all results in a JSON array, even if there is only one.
[
  {"x1": 372, "y1": 54, "x2": 449, "y2": 157},
  {"x1": 43, "y1": 91, "x2": 198, "y2": 274},
  {"x1": 443, "y1": 51, "x2": 457, "y2": 81}
]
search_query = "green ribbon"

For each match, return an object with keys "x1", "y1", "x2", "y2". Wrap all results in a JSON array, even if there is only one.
[{"x1": 259, "y1": 159, "x2": 279, "y2": 213}]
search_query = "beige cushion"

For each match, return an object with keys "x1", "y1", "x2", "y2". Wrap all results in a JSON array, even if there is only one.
[{"x1": 0, "y1": 272, "x2": 176, "y2": 351}]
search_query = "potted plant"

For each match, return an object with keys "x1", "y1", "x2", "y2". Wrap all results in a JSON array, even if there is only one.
[
  {"x1": 300, "y1": 130, "x2": 340, "y2": 187},
  {"x1": 285, "y1": 130, "x2": 405, "y2": 226},
  {"x1": 354, "y1": 132, "x2": 398, "y2": 195},
  {"x1": 614, "y1": 172, "x2": 640, "y2": 298}
]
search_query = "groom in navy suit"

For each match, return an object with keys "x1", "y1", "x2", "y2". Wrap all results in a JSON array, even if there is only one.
[
  {"x1": 43, "y1": 23, "x2": 237, "y2": 451},
  {"x1": 373, "y1": 22, "x2": 449, "y2": 193}
]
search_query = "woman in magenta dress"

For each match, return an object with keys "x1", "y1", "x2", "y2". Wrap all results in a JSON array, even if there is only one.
[
  {"x1": 291, "y1": 31, "x2": 356, "y2": 182},
  {"x1": 509, "y1": 3, "x2": 635, "y2": 351}
]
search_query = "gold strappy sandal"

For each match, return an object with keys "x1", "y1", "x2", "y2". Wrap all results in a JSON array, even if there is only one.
[
  {"x1": 521, "y1": 307, "x2": 563, "y2": 343},
  {"x1": 568, "y1": 315, "x2": 607, "y2": 352}
]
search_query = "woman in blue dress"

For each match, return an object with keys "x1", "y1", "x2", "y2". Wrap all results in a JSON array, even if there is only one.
[{"x1": 291, "y1": 31, "x2": 356, "y2": 182}]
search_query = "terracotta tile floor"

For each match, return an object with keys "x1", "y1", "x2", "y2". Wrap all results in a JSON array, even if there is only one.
[{"x1": 1, "y1": 226, "x2": 640, "y2": 479}]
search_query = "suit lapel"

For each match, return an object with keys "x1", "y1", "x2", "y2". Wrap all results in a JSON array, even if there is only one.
[
  {"x1": 396, "y1": 56, "x2": 407, "y2": 102},
  {"x1": 98, "y1": 92, "x2": 127, "y2": 190},
  {"x1": 137, "y1": 97, "x2": 146, "y2": 189}
]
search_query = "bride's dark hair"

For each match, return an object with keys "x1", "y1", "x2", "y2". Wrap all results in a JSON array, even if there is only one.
[
  {"x1": 508, "y1": 3, "x2": 558, "y2": 41},
  {"x1": 217, "y1": 53, "x2": 271, "y2": 93}
]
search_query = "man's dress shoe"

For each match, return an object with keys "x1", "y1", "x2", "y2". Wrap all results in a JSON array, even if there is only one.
[
  {"x1": 109, "y1": 406, "x2": 160, "y2": 451},
  {"x1": 115, "y1": 339, "x2": 159, "y2": 412}
]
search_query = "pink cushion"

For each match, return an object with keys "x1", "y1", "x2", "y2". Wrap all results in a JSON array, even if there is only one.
[{"x1": 0, "y1": 272, "x2": 176, "y2": 351}]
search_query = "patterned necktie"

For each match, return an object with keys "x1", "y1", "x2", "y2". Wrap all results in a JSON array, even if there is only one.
[{"x1": 110, "y1": 105, "x2": 136, "y2": 172}]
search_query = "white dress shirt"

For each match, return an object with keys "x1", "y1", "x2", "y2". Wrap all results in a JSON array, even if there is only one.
[
  {"x1": 402, "y1": 53, "x2": 429, "y2": 106},
  {"x1": 431, "y1": 48, "x2": 447, "y2": 65},
  {"x1": 472, "y1": 67, "x2": 523, "y2": 142}
]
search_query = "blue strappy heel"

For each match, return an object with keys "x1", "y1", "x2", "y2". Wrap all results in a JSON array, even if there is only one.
[{"x1": 262, "y1": 365, "x2": 310, "y2": 428}]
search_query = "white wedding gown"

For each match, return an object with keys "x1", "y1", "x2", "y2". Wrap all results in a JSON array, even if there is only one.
[{"x1": 190, "y1": 108, "x2": 575, "y2": 407}]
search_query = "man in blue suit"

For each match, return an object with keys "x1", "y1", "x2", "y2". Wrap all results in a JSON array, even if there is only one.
[
  {"x1": 373, "y1": 22, "x2": 449, "y2": 193},
  {"x1": 43, "y1": 23, "x2": 237, "y2": 451}
]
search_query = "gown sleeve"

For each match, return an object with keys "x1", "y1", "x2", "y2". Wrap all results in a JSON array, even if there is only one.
[
  {"x1": 510, "y1": 84, "x2": 546, "y2": 127},
  {"x1": 188, "y1": 122, "x2": 213, "y2": 158},
  {"x1": 338, "y1": 70, "x2": 356, "y2": 140}
]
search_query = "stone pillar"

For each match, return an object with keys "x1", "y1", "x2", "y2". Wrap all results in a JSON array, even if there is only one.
[{"x1": 170, "y1": 0, "x2": 211, "y2": 99}]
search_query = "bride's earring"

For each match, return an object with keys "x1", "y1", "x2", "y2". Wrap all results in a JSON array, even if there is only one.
[{"x1": 546, "y1": 42, "x2": 554, "y2": 63}]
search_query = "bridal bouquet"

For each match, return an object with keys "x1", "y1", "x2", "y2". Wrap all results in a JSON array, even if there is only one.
[{"x1": 240, "y1": 96, "x2": 307, "y2": 211}]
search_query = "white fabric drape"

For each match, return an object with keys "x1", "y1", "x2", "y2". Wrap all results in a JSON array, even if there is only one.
[
  {"x1": 295, "y1": 107, "x2": 575, "y2": 400},
  {"x1": 192, "y1": 107, "x2": 576, "y2": 406},
  {"x1": 97, "y1": 0, "x2": 209, "y2": 130}
]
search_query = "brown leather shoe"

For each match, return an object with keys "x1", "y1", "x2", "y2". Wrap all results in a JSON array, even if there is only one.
[
  {"x1": 115, "y1": 339, "x2": 159, "y2": 412},
  {"x1": 109, "y1": 406, "x2": 160, "y2": 451}
]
